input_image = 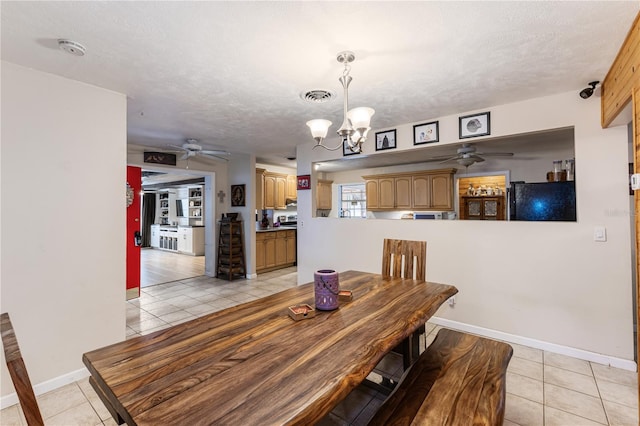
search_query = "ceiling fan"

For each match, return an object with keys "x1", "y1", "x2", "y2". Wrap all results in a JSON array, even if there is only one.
[
  {"x1": 168, "y1": 139, "x2": 230, "y2": 162},
  {"x1": 424, "y1": 143, "x2": 513, "y2": 167}
]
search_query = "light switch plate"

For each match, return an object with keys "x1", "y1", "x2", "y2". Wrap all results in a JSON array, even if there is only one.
[
  {"x1": 631, "y1": 174, "x2": 640, "y2": 191},
  {"x1": 594, "y1": 226, "x2": 607, "y2": 242}
]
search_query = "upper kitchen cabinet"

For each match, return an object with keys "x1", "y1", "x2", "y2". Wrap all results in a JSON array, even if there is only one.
[
  {"x1": 363, "y1": 168, "x2": 456, "y2": 211},
  {"x1": 256, "y1": 168, "x2": 296, "y2": 210},
  {"x1": 286, "y1": 175, "x2": 297, "y2": 200},
  {"x1": 317, "y1": 179, "x2": 333, "y2": 210}
]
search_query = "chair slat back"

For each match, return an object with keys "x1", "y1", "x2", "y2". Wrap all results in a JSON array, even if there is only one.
[
  {"x1": 1, "y1": 313, "x2": 44, "y2": 426},
  {"x1": 382, "y1": 239, "x2": 426, "y2": 281}
]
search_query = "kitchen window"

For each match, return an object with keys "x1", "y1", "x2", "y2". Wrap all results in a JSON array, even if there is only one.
[{"x1": 339, "y1": 184, "x2": 366, "y2": 218}]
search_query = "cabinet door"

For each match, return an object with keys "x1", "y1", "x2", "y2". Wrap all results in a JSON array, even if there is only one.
[
  {"x1": 275, "y1": 176, "x2": 287, "y2": 209},
  {"x1": 177, "y1": 228, "x2": 189, "y2": 253},
  {"x1": 378, "y1": 178, "x2": 395, "y2": 209},
  {"x1": 150, "y1": 226, "x2": 160, "y2": 248},
  {"x1": 394, "y1": 177, "x2": 412, "y2": 209},
  {"x1": 286, "y1": 175, "x2": 297, "y2": 199},
  {"x1": 264, "y1": 237, "x2": 276, "y2": 268},
  {"x1": 430, "y1": 174, "x2": 453, "y2": 210},
  {"x1": 285, "y1": 231, "x2": 296, "y2": 263},
  {"x1": 256, "y1": 169, "x2": 265, "y2": 210},
  {"x1": 365, "y1": 180, "x2": 379, "y2": 210},
  {"x1": 411, "y1": 175, "x2": 430, "y2": 209},
  {"x1": 274, "y1": 236, "x2": 287, "y2": 266},
  {"x1": 264, "y1": 175, "x2": 276, "y2": 209},
  {"x1": 256, "y1": 235, "x2": 266, "y2": 270},
  {"x1": 465, "y1": 199, "x2": 483, "y2": 220},
  {"x1": 317, "y1": 181, "x2": 332, "y2": 210}
]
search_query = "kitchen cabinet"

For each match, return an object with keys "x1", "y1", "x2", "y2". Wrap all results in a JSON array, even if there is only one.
[
  {"x1": 363, "y1": 168, "x2": 456, "y2": 211},
  {"x1": 460, "y1": 195, "x2": 505, "y2": 220},
  {"x1": 317, "y1": 179, "x2": 333, "y2": 210},
  {"x1": 158, "y1": 191, "x2": 170, "y2": 224},
  {"x1": 262, "y1": 172, "x2": 288, "y2": 209},
  {"x1": 286, "y1": 175, "x2": 297, "y2": 200},
  {"x1": 256, "y1": 229, "x2": 296, "y2": 273},
  {"x1": 178, "y1": 227, "x2": 205, "y2": 255},
  {"x1": 256, "y1": 168, "x2": 265, "y2": 209},
  {"x1": 187, "y1": 186, "x2": 203, "y2": 222}
]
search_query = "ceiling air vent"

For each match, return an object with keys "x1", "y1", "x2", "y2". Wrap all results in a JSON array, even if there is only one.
[{"x1": 301, "y1": 90, "x2": 334, "y2": 104}]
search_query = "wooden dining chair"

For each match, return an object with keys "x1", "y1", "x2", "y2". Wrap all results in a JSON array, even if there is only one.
[
  {"x1": 381, "y1": 238, "x2": 427, "y2": 369},
  {"x1": 1, "y1": 313, "x2": 45, "y2": 426}
]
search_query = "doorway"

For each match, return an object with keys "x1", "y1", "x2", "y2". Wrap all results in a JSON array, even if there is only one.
[{"x1": 136, "y1": 168, "x2": 216, "y2": 291}]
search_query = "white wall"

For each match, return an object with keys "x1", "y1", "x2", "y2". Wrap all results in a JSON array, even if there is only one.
[
  {"x1": 229, "y1": 154, "x2": 257, "y2": 276},
  {"x1": 1, "y1": 62, "x2": 127, "y2": 399},
  {"x1": 297, "y1": 91, "x2": 634, "y2": 366}
]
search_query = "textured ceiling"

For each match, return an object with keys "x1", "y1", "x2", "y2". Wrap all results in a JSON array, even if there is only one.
[{"x1": 1, "y1": 1, "x2": 637, "y2": 168}]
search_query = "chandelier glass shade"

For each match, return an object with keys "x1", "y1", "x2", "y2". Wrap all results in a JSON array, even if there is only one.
[{"x1": 306, "y1": 51, "x2": 374, "y2": 154}]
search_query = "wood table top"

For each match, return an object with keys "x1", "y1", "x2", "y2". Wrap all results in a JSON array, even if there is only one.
[{"x1": 83, "y1": 271, "x2": 458, "y2": 426}]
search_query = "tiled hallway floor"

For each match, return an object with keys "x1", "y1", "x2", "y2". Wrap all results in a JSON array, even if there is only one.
[{"x1": 2, "y1": 267, "x2": 638, "y2": 425}]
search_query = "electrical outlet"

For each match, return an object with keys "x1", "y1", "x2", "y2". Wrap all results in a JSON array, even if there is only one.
[
  {"x1": 448, "y1": 296, "x2": 456, "y2": 307},
  {"x1": 299, "y1": 220, "x2": 304, "y2": 228}
]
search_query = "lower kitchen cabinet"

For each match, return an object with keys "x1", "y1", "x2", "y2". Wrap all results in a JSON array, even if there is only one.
[
  {"x1": 154, "y1": 226, "x2": 204, "y2": 255},
  {"x1": 150, "y1": 225, "x2": 160, "y2": 248},
  {"x1": 256, "y1": 229, "x2": 296, "y2": 273}
]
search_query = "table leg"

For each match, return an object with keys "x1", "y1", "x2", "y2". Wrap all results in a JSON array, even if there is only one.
[{"x1": 89, "y1": 376, "x2": 126, "y2": 425}]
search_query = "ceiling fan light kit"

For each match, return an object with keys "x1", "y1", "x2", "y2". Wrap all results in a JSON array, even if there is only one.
[
  {"x1": 168, "y1": 139, "x2": 231, "y2": 162},
  {"x1": 306, "y1": 51, "x2": 375, "y2": 154}
]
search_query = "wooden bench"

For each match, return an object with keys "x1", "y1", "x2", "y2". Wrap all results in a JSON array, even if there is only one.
[{"x1": 368, "y1": 328, "x2": 513, "y2": 426}]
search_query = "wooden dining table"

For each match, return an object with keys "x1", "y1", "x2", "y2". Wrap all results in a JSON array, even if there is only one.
[{"x1": 83, "y1": 270, "x2": 458, "y2": 425}]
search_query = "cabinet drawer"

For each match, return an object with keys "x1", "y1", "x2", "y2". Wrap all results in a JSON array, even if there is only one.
[{"x1": 257, "y1": 232, "x2": 276, "y2": 240}]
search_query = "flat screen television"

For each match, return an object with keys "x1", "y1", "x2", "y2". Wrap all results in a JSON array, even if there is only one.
[{"x1": 510, "y1": 181, "x2": 576, "y2": 221}]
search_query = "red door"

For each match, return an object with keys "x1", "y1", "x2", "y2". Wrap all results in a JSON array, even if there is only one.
[{"x1": 126, "y1": 166, "x2": 141, "y2": 299}]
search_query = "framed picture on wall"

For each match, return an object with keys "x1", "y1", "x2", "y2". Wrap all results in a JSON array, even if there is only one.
[
  {"x1": 375, "y1": 129, "x2": 397, "y2": 151},
  {"x1": 231, "y1": 184, "x2": 245, "y2": 206},
  {"x1": 459, "y1": 111, "x2": 491, "y2": 139},
  {"x1": 413, "y1": 121, "x2": 439, "y2": 145},
  {"x1": 343, "y1": 139, "x2": 360, "y2": 156},
  {"x1": 297, "y1": 175, "x2": 311, "y2": 190}
]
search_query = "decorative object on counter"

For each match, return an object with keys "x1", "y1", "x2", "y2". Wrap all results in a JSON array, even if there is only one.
[
  {"x1": 413, "y1": 121, "x2": 439, "y2": 145},
  {"x1": 338, "y1": 290, "x2": 353, "y2": 302},
  {"x1": 459, "y1": 111, "x2": 491, "y2": 139},
  {"x1": 260, "y1": 212, "x2": 270, "y2": 229},
  {"x1": 217, "y1": 190, "x2": 225, "y2": 203},
  {"x1": 314, "y1": 269, "x2": 340, "y2": 310},
  {"x1": 231, "y1": 184, "x2": 246, "y2": 206},
  {"x1": 297, "y1": 175, "x2": 311, "y2": 190},
  {"x1": 305, "y1": 51, "x2": 375, "y2": 154},
  {"x1": 467, "y1": 184, "x2": 474, "y2": 195},
  {"x1": 288, "y1": 304, "x2": 316, "y2": 321},
  {"x1": 553, "y1": 160, "x2": 563, "y2": 181},
  {"x1": 375, "y1": 129, "x2": 397, "y2": 151}
]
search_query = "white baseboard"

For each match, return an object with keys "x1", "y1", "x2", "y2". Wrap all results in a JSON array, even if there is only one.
[
  {"x1": 430, "y1": 317, "x2": 638, "y2": 372},
  {"x1": 1, "y1": 367, "x2": 90, "y2": 410},
  {"x1": 246, "y1": 273, "x2": 258, "y2": 279}
]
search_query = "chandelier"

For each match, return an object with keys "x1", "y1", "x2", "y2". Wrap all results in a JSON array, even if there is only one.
[{"x1": 306, "y1": 51, "x2": 375, "y2": 154}]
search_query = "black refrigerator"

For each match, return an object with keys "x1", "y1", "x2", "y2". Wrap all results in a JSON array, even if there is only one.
[{"x1": 509, "y1": 181, "x2": 576, "y2": 221}]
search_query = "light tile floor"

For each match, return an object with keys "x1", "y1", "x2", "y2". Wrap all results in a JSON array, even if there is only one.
[{"x1": 1, "y1": 267, "x2": 638, "y2": 425}]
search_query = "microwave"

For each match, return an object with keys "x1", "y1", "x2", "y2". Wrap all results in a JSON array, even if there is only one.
[{"x1": 414, "y1": 211, "x2": 455, "y2": 220}]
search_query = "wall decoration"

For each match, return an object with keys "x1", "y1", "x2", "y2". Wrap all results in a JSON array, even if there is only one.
[
  {"x1": 143, "y1": 151, "x2": 177, "y2": 166},
  {"x1": 342, "y1": 139, "x2": 361, "y2": 156},
  {"x1": 231, "y1": 184, "x2": 245, "y2": 206},
  {"x1": 375, "y1": 129, "x2": 397, "y2": 151},
  {"x1": 459, "y1": 111, "x2": 491, "y2": 139},
  {"x1": 297, "y1": 175, "x2": 311, "y2": 190},
  {"x1": 413, "y1": 121, "x2": 439, "y2": 145}
]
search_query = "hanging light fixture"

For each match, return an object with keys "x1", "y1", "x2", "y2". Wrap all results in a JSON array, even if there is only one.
[{"x1": 306, "y1": 51, "x2": 375, "y2": 154}]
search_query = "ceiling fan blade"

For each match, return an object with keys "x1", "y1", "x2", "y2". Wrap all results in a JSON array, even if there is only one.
[
  {"x1": 200, "y1": 152, "x2": 229, "y2": 162},
  {"x1": 437, "y1": 155, "x2": 462, "y2": 164},
  {"x1": 179, "y1": 152, "x2": 189, "y2": 160},
  {"x1": 475, "y1": 152, "x2": 514, "y2": 157},
  {"x1": 200, "y1": 150, "x2": 230, "y2": 156},
  {"x1": 469, "y1": 155, "x2": 485, "y2": 163},
  {"x1": 420, "y1": 155, "x2": 458, "y2": 163},
  {"x1": 168, "y1": 144, "x2": 188, "y2": 151}
]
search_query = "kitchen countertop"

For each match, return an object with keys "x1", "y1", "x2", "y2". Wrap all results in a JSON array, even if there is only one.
[{"x1": 256, "y1": 226, "x2": 297, "y2": 233}]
